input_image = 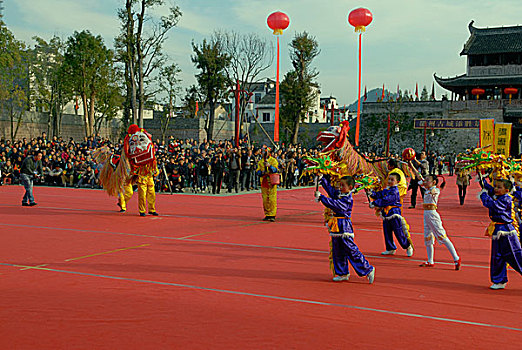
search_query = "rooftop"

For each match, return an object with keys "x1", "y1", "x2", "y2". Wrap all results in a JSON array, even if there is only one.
[{"x1": 461, "y1": 21, "x2": 522, "y2": 55}]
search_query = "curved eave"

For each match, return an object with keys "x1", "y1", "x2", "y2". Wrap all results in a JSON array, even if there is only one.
[
  {"x1": 434, "y1": 73, "x2": 522, "y2": 93},
  {"x1": 434, "y1": 73, "x2": 468, "y2": 94}
]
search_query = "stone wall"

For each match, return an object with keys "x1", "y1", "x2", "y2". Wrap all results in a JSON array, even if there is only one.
[{"x1": 0, "y1": 111, "x2": 117, "y2": 141}]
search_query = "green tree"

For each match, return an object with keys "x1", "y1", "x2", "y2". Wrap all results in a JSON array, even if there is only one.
[
  {"x1": 182, "y1": 85, "x2": 202, "y2": 119},
  {"x1": 191, "y1": 38, "x2": 230, "y2": 140},
  {"x1": 421, "y1": 85, "x2": 429, "y2": 101},
  {"x1": 280, "y1": 31, "x2": 320, "y2": 144},
  {"x1": 62, "y1": 30, "x2": 116, "y2": 136},
  {"x1": 30, "y1": 35, "x2": 72, "y2": 137},
  {"x1": 93, "y1": 69, "x2": 124, "y2": 136},
  {"x1": 0, "y1": 21, "x2": 28, "y2": 141}
]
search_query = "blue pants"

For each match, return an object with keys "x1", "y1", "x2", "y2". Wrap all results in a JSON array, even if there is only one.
[
  {"x1": 331, "y1": 235, "x2": 373, "y2": 277},
  {"x1": 383, "y1": 216, "x2": 411, "y2": 251},
  {"x1": 20, "y1": 173, "x2": 35, "y2": 204},
  {"x1": 490, "y1": 234, "x2": 522, "y2": 284}
]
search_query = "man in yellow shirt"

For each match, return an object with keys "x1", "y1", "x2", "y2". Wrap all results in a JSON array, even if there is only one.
[{"x1": 256, "y1": 148, "x2": 279, "y2": 222}]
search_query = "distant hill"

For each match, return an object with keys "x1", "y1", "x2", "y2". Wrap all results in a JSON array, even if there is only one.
[{"x1": 346, "y1": 88, "x2": 398, "y2": 111}]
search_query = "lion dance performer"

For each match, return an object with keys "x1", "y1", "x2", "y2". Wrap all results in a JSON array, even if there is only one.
[{"x1": 94, "y1": 124, "x2": 159, "y2": 217}]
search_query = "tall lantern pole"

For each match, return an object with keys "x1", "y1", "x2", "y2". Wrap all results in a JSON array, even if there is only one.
[
  {"x1": 348, "y1": 7, "x2": 373, "y2": 147},
  {"x1": 267, "y1": 11, "x2": 290, "y2": 144}
]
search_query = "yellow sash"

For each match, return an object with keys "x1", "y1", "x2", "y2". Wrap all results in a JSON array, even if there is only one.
[
  {"x1": 327, "y1": 216, "x2": 350, "y2": 233},
  {"x1": 485, "y1": 222, "x2": 500, "y2": 237}
]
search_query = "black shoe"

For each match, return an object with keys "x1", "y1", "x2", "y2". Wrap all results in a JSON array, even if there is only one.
[
  {"x1": 408, "y1": 206, "x2": 415, "y2": 209},
  {"x1": 139, "y1": 212, "x2": 146, "y2": 217},
  {"x1": 263, "y1": 216, "x2": 269, "y2": 221},
  {"x1": 22, "y1": 202, "x2": 29, "y2": 206},
  {"x1": 119, "y1": 209, "x2": 126, "y2": 213},
  {"x1": 148, "y1": 212, "x2": 159, "y2": 216},
  {"x1": 268, "y1": 216, "x2": 276, "y2": 222},
  {"x1": 29, "y1": 202, "x2": 37, "y2": 206}
]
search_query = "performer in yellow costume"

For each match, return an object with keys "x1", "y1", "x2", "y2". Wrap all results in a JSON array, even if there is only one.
[
  {"x1": 387, "y1": 158, "x2": 408, "y2": 199},
  {"x1": 94, "y1": 124, "x2": 158, "y2": 217},
  {"x1": 124, "y1": 124, "x2": 159, "y2": 216},
  {"x1": 256, "y1": 148, "x2": 279, "y2": 222},
  {"x1": 118, "y1": 181, "x2": 134, "y2": 212}
]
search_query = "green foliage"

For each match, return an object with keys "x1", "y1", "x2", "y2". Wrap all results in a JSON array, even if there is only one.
[
  {"x1": 0, "y1": 21, "x2": 29, "y2": 140},
  {"x1": 280, "y1": 31, "x2": 320, "y2": 145},
  {"x1": 30, "y1": 35, "x2": 72, "y2": 136},
  {"x1": 421, "y1": 85, "x2": 429, "y2": 101},
  {"x1": 191, "y1": 38, "x2": 230, "y2": 139},
  {"x1": 62, "y1": 30, "x2": 117, "y2": 136}
]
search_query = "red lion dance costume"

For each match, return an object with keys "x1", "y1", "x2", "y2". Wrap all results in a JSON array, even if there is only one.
[{"x1": 94, "y1": 124, "x2": 159, "y2": 216}]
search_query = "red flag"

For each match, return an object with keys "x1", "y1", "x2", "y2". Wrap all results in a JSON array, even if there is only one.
[
  {"x1": 415, "y1": 83, "x2": 419, "y2": 99},
  {"x1": 397, "y1": 84, "x2": 400, "y2": 101},
  {"x1": 363, "y1": 86, "x2": 367, "y2": 102},
  {"x1": 431, "y1": 82, "x2": 435, "y2": 100},
  {"x1": 195, "y1": 101, "x2": 199, "y2": 116},
  {"x1": 381, "y1": 84, "x2": 385, "y2": 101},
  {"x1": 75, "y1": 97, "x2": 79, "y2": 111},
  {"x1": 323, "y1": 107, "x2": 326, "y2": 121}
]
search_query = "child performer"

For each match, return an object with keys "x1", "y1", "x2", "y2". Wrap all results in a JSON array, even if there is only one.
[
  {"x1": 410, "y1": 163, "x2": 460, "y2": 269},
  {"x1": 315, "y1": 175, "x2": 375, "y2": 283},
  {"x1": 480, "y1": 177, "x2": 522, "y2": 289},
  {"x1": 367, "y1": 173, "x2": 414, "y2": 257}
]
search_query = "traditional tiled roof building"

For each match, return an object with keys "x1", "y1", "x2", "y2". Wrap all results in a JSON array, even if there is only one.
[{"x1": 435, "y1": 21, "x2": 522, "y2": 101}]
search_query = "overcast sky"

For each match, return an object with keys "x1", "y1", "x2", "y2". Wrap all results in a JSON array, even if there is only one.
[{"x1": 4, "y1": 0, "x2": 522, "y2": 105}]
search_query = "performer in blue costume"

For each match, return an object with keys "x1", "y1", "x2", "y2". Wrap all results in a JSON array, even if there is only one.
[
  {"x1": 480, "y1": 177, "x2": 522, "y2": 290},
  {"x1": 315, "y1": 175, "x2": 375, "y2": 283},
  {"x1": 368, "y1": 173, "x2": 414, "y2": 257}
]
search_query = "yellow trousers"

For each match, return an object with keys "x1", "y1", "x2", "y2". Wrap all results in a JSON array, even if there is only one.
[
  {"x1": 261, "y1": 185, "x2": 277, "y2": 217},
  {"x1": 137, "y1": 175, "x2": 156, "y2": 214},
  {"x1": 119, "y1": 182, "x2": 134, "y2": 211}
]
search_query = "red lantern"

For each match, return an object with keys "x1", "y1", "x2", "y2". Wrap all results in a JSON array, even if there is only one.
[
  {"x1": 504, "y1": 87, "x2": 518, "y2": 104},
  {"x1": 267, "y1": 11, "x2": 290, "y2": 35},
  {"x1": 471, "y1": 88, "x2": 485, "y2": 103},
  {"x1": 348, "y1": 8, "x2": 373, "y2": 33},
  {"x1": 402, "y1": 148, "x2": 416, "y2": 161}
]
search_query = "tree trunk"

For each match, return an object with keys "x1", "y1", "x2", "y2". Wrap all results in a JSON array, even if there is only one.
[
  {"x1": 89, "y1": 92, "x2": 96, "y2": 136},
  {"x1": 136, "y1": 0, "x2": 146, "y2": 128},
  {"x1": 207, "y1": 101, "x2": 215, "y2": 140},
  {"x1": 81, "y1": 94, "x2": 89, "y2": 137},
  {"x1": 292, "y1": 113, "x2": 300, "y2": 145},
  {"x1": 126, "y1": 0, "x2": 137, "y2": 125}
]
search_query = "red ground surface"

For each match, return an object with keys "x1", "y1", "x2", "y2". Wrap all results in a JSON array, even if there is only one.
[{"x1": 1, "y1": 180, "x2": 521, "y2": 349}]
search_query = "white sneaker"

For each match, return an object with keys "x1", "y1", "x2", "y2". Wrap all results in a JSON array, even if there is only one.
[
  {"x1": 490, "y1": 283, "x2": 507, "y2": 290},
  {"x1": 332, "y1": 275, "x2": 349, "y2": 282},
  {"x1": 406, "y1": 245, "x2": 414, "y2": 257},
  {"x1": 367, "y1": 268, "x2": 375, "y2": 284},
  {"x1": 381, "y1": 250, "x2": 396, "y2": 255}
]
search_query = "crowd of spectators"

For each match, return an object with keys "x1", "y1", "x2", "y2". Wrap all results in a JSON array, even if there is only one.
[{"x1": 0, "y1": 132, "x2": 321, "y2": 193}]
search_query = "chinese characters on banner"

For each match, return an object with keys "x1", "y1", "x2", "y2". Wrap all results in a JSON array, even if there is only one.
[
  {"x1": 479, "y1": 119, "x2": 495, "y2": 152},
  {"x1": 413, "y1": 119, "x2": 480, "y2": 129},
  {"x1": 494, "y1": 123, "x2": 512, "y2": 157}
]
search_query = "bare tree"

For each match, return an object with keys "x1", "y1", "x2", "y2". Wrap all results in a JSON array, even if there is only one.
[
  {"x1": 213, "y1": 30, "x2": 273, "y2": 127},
  {"x1": 157, "y1": 62, "x2": 181, "y2": 142},
  {"x1": 116, "y1": 0, "x2": 181, "y2": 128}
]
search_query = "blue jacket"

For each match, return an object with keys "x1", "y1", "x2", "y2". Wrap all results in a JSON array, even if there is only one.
[
  {"x1": 371, "y1": 186, "x2": 402, "y2": 217},
  {"x1": 480, "y1": 191, "x2": 513, "y2": 224},
  {"x1": 319, "y1": 177, "x2": 353, "y2": 234}
]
